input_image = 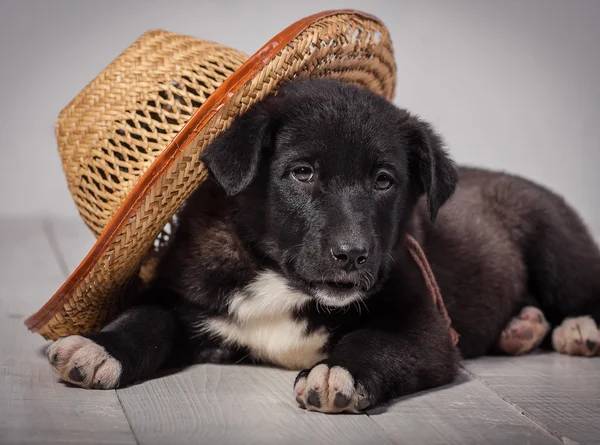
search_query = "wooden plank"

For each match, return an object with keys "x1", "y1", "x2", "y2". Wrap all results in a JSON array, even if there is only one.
[
  {"x1": 117, "y1": 364, "x2": 400, "y2": 445},
  {"x1": 367, "y1": 370, "x2": 561, "y2": 445},
  {"x1": 116, "y1": 365, "x2": 565, "y2": 445},
  {"x1": 464, "y1": 353, "x2": 600, "y2": 445},
  {"x1": 0, "y1": 219, "x2": 136, "y2": 445}
]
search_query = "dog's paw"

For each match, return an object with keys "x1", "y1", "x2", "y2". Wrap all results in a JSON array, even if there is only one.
[
  {"x1": 497, "y1": 306, "x2": 550, "y2": 356},
  {"x1": 552, "y1": 316, "x2": 600, "y2": 357},
  {"x1": 294, "y1": 363, "x2": 371, "y2": 414},
  {"x1": 47, "y1": 335, "x2": 122, "y2": 389}
]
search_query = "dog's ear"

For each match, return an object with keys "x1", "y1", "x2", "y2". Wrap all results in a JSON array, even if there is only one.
[
  {"x1": 406, "y1": 117, "x2": 458, "y2": 222},
  {"x1": 201, "y1": 103, "x2": 273, "y2": 196}
]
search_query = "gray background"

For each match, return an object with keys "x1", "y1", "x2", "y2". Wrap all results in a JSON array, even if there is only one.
[{"x1": 1, "y1": 0, "x2": 599, "y2": 233}]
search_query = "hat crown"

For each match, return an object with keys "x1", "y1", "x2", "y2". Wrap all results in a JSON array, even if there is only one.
[{"x1": 56, "y1": 30, "x2": 248, "y2": 237}]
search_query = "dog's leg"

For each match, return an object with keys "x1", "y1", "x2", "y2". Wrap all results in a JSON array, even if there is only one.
[
  {"x1": 293, "y1": 308, "x2": 459, "y2": 413},
  {"x1": 522, "y1": 197, "x2": 600, "y2": 357},
  {"x1": 47, "y1": 301, "x2": 179, "y2": 389}
]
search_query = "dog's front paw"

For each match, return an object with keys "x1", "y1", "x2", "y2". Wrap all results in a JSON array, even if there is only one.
[
  {"x1": 47, "y1": 335, "x2": 122, "y2": 389},
  {"x1": 294, "y1": 363, "x2": 371, "y2": 414},
  {"x1": 552, "y1": 316, "x2": 600, "y2": 357}
]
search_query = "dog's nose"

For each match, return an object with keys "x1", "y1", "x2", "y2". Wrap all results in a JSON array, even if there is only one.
[{"x1": 331, "y1": 242, "x2": 369, "y2": 270}]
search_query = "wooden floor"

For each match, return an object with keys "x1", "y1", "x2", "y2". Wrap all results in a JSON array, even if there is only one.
[{"x1": 1, "y1": 218, "x2": 599, "y2": 445}]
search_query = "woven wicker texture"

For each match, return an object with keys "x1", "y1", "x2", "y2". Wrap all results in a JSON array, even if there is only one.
[
  {"x1": 57, "y1": 32, "x2": 248, "y2": 237},
  {"x1": 29, "y1": 11, "x2": 396, "y2": 340}
]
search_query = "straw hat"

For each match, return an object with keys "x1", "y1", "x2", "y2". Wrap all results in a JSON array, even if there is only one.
[{"x1": 25, "y1": 9, "x2": 397, "y2": 341}]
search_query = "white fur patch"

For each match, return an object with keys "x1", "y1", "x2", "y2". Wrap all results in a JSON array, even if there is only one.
[
  {"x1": 229, "y1": 270, "x2": 311, "y2": 322},
  {"x1": 198, "y1": 270, "x2": 329, "y2": 370}
]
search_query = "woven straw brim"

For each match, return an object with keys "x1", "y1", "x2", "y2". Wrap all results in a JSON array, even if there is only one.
[{"x1": 25, "y1": 10, "x2": 397, "y2": 340}]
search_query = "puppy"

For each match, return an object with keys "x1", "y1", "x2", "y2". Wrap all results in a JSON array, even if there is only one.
[{"x1": 47, "y1": 78, "x2": 600, "y2": 413}]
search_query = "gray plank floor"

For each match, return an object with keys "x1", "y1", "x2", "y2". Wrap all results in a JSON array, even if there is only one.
[
  {"x1": 1, "y1": 218, "x2": 599, "y2": 445},
  {"x1": 0, "y1": 220, "x2": 136, "y2": 445},
  {"x1": 464, "y1": 354, "x2": 600, "y2": 443}
]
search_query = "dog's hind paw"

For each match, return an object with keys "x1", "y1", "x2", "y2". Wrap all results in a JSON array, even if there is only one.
[
  {"x1": 552, "y1": 316, "x2": 600, "y2": 357},
  {"x1": 294, "y1": 363, "x2": 371, "y2": 414},
  {"x1": 497, "y1": 306, "x2": 550, "y2": 356},
  {"x1": 47, "y1": 335, "x2": 122, "y2": 389}
]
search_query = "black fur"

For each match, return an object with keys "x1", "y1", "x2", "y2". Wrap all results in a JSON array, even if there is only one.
[{"x1": 75, "y1": 78, "x2": 600, "y2": 410}]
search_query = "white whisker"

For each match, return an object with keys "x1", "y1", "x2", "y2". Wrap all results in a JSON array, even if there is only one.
[{"x1": 360, "y1": 299, "x2": 370, "y2": 313}]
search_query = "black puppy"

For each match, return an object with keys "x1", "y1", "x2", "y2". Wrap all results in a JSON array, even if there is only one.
[{"x1": 47, "y1": 78, "x2": 600, "y2": 413}]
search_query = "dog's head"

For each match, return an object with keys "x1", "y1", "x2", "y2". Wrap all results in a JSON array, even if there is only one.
[{"x1": 201, "y1": 79, "x2": 457, "y2": 307}]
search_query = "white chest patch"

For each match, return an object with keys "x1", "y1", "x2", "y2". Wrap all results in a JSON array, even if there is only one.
[{"x1": 199, "y1": 270, "x2": 329, "y2": 370}]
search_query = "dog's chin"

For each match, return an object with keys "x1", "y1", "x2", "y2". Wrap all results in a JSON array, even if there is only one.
[
  {"x1": 280, "y1": 264, "x2": 373, "y2": 308},
  {"x1": 311, "y1": 285, "x2": 364, "y2": 307}
]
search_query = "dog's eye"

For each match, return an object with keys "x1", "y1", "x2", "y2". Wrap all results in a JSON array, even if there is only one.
[
  {"x1": 291, "y1": 166, "x2": 314, "y2": 183},
  {"x1": 374, "y1": 173, "x2": 393, "y2": 191}
]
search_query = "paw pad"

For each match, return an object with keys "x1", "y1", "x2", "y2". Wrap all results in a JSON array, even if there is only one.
[
  {"x1": 46, "y1": 335, "x2": 122, "y2": 389},
  {"x1": 497, "y1": 306, "x2": 550, "y2": 356},
  {"x1": 552, "y1": 316, "x2": 600, "y2": 357},
  {"x1": 293, "y1": 364, "x2": 370, "y2": 414}
]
